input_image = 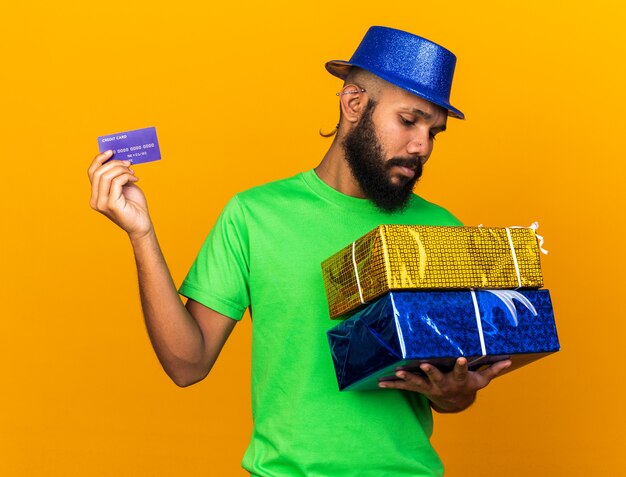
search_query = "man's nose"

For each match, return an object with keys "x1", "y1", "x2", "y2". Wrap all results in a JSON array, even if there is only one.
[{"x1": 406, "y1": 129, "x2": 431, "y2": 157}]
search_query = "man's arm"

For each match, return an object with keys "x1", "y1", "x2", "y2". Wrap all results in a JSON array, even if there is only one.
[
  {"x1": 88, "y1": 150, "x2": 235, "y2": 387},
  {"x1": 378, "y1": 358, "x2": 512, "y2": 413}
]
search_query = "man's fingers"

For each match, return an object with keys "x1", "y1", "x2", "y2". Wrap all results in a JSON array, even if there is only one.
[
  {"x1": 478, "y1": 359, "x2": 512, "y2": 383},
  {"x1": 378, "y1": 371, "x2": 429, "y2": 392},
  {"x1": 89, "y1": 155, "x2": 132, "y2": 208},
  {"x1": 452, "y1": 357, "x2": 469, "y2": 382},
  {"x1": 95, "y1": 164, "x2": 135, "y2": 211},
  {"x1": 109, "y1": 173, "x2": 139, "y2": 207},
  {"x1": 379, "y1": 359, "x2": 513, "y2": 396},
  {"x1": 87, "y1": 150, "x2": 114, "y2": 180},
  {"x1": 419, "y1": 363, "x2": 445, "y2": 386}
]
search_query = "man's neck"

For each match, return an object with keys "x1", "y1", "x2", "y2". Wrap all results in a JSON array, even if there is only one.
[{"x1": 315, "y1": 141, "x2": 366, "y2": 199}]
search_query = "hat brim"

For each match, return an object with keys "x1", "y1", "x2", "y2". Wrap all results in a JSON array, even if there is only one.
[{"x1": 325, "y1": 60, "x2": 465, "y2": 120}]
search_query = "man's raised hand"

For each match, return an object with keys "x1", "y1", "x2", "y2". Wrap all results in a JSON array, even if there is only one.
[{"x1": 88, "y1": 150, "x2": 153, "y2": 241}]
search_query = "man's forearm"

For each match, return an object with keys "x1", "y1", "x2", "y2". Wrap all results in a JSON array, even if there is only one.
[
  {"x1": 87, "y1": 151, "x2": 221, "y2": 386},
  {"x1": 130, "y1": 230, "x2": 208, "y2": 386}
]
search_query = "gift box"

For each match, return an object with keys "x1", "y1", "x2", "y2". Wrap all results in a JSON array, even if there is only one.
[
  {"x1": 321, "y1": 225, "x2": 544, "y2": 318},
  {"x1": 327, "y1": 289, "x2": 559, "y2": 391}
]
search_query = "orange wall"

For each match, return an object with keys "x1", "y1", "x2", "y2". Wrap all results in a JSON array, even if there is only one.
[{"x1": 1, "y1": 1, "x2": 624, "y2": 475}]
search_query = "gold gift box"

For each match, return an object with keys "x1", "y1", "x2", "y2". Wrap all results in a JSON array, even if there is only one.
[{"x1": 321, "y1": 225, "x2": 544, "y2": 319}]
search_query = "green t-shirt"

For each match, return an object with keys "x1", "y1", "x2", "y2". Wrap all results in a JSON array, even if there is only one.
[{"x1": 179, "y1": 169, "x2": 462, "y2": 477}]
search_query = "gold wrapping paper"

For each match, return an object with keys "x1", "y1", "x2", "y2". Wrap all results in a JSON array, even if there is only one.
[{"x1": 321, "y1": 225, "x2": 544, "y2": 318}]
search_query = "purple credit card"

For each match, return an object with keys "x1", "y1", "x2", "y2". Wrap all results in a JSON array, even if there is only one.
[{"x1": 98, "y1": 126, "x2": 161, "y2": 164}]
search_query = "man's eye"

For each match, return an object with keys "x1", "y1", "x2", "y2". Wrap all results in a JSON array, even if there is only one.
[{"x1": 400, "y1": 116, "x2": 415, "y2": 126}]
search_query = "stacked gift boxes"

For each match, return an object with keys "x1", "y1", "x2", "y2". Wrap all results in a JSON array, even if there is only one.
[{"x1": 321, "y1": 225, "x2": 560, "y2": 391}]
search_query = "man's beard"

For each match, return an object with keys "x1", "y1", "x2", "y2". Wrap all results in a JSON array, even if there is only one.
[{"x1": 342, "y1": 100, "x2": 423, "y2": 213}]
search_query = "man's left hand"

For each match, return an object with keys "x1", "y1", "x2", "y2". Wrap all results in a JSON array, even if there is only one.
[{"x1": 378, "y1": 358, "x2": 512, "y2": 413}]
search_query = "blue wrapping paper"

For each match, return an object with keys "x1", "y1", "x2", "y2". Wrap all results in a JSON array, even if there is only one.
[{"x1": 327, "y1": 289, "x2": 559, "y2": 391}]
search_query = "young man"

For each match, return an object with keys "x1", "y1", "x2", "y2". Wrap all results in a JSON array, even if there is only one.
[{"x1": 88, "y1": 26, "x2": 510, "y2": 477}]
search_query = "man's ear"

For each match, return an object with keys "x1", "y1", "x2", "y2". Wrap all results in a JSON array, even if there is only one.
[{"x1": 339, "y1": 84, "x2": 367, "y2": 124}]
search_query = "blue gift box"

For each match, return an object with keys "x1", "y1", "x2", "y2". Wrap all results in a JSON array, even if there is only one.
[{"x1": 327, "y1": 289, "x2": 559, "y2": 391}]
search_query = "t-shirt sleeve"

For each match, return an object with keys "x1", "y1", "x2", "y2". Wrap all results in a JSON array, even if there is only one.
[{"x1": 178, "y1": 196, "x2": 250, "y2": 320}]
